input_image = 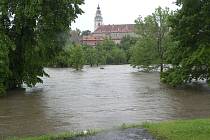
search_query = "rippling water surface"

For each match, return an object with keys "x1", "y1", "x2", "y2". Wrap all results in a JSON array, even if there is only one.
[{"x1": 1, "y1": 65, "x2": 210, "y2": 137}]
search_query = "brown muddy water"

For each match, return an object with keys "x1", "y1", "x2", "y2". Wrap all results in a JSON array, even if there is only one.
[{"x1": 0, "y1": 65, "x2": 210, "y2": 137}]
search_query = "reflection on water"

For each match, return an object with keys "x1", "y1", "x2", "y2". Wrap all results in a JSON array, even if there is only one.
[{"x1": 0, "y1": 65, "x2": 210, "y2": 137}]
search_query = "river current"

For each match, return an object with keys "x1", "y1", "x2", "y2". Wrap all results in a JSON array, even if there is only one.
[{"x1": 1, "y1": 65, "x2": 210, "y2": 137}]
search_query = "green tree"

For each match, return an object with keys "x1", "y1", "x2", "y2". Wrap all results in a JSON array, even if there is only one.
[
  {"x1": 162, "y1": 0, "x2": 210, "y2": 86},
  {"x1": 96, "y1": 39, "x2": 128, "y2": 65},
  {"x1": 131, "y1": 7, "x2": 172, "y2": 72},
  {"x1": 50, "y1": 45, "x2": 73, "y2": 68},
  {"x1": 107, "y1": 48, "x2": 127, "y2": 65},
  {"x1": 70, "y1": 45, "x2": 85, "y2": 70},
  {"x1": 97, "y1": 38, "x2": 116, "y2": 51},
  {"x1": 96, "y1": 48, "x2": 107, "y2": 65},
  {"x1": 85, "y1": 47, "x2": 99, "y2": 67},
  {"x1": 130, "y1": 37, "x2": 160, "y2": 71},
  {"x1": 0, "y1": 33, "x2": 13, "y2": 95},
  {"x1": 119, "y1": 36, "x2": 137, "y2": 62},
  {"x1": 96, "y1": 39, "x2": 115, "y2": 65},
  {"x1": 0, "y1": 0, "x2": 83, "y2": 95}
]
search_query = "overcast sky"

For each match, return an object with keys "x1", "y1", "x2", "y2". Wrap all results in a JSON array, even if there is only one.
[{"x1": 72, "y1": 0, "x2": 178, "y2": 31}]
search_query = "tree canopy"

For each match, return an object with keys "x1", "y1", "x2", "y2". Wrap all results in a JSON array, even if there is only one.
[
  {"x1": 161, "y1": 0, "x2": 210, "y2": 86},
  {"x1": 0, "y1": 0, "x2": 84, "y2": 95},
  {"x1": 69, "y1": 45, "x2": 85, "y2": 70},
  {"x1": 130, "y1": 7, "x2": 172, "y2": 72}
]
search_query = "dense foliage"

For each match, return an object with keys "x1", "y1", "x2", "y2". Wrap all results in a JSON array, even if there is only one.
[
  {"x1": 119, "y1": 36, "x2": 137, "y2": 62},
  {"x1": 0, "y1": 0, "x2": 84, "y2": 95},
  {"x1": 69, "y1": 45, "x2": 85, "y2": 70},
  {"x1": 50, "y1": 45, "x2": 72, "y2": 68},
  {"x1": 161, "y1": 0, "x2": 210, "y2": 86},
  {"x1": 50, "y1": 39, "x2": 129, "y2": 68},
  {"x1": 96, "y1": 39, "x2": 127, "y2": 65},
  {"x1": 84, "y1": 46, "x2": 100, "y2": 66},
  {"x1": 130, "y1": 7, "x2": 172, "y2": 72},
  {"x1": 0, "y1": 33, "x2": 13, "y2": 95}
]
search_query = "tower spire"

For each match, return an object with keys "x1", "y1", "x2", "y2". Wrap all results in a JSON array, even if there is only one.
[{"x1": 94, "y1": 4, "x2": 103, "y2": 30}]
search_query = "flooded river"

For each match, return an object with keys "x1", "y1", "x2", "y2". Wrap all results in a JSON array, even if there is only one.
[{"x1": 1, "y1": 65, "x2": 210, "y2": 137}]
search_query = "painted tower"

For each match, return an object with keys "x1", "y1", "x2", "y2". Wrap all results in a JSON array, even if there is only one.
[{"x1": 94, "y1": 4, "x2": 103, "y2": 31}]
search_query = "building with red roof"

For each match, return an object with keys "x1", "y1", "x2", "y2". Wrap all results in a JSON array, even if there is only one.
[{"x1": 81, "y1": 5, "x2": 137, "y2": 46}]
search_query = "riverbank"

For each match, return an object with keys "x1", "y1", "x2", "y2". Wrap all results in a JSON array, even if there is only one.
[
  {"x1": 144, "y1": 118, "x2": 210, "y2": 140},
  {"x1": 7, "y1": 130, "x2": 100, "y2": 140},
  {"x1": 8, "y1": 127, "x2": 154, "y2": 140},
  {"x1": 9, "y1": 119, "x2": 210, "y2": 140}
]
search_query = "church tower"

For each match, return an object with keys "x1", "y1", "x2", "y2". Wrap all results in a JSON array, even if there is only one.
[{"x1": 94, "y1": 4, "x2": 103, "y2": 30}]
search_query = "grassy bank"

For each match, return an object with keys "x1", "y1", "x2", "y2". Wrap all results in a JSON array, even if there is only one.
[
  {"x1": 7, "y1": 119, "x2": 210, "y2": 140},
  {"x1": 7, "y1": 129, "x2": 100, "y2": 140},
  {"x1": 143, "y1": 119, "x2": 210, "y2": 140}
]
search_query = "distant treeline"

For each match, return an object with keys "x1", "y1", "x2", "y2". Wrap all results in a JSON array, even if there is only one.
[{"x1": 48, "y1": 36, "x2": 137, "y2": 69}]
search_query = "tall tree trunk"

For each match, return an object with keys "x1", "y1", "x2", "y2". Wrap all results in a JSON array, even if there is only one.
[{"x1": 160, "y1": 63, "x2": 163, "y2": 73}]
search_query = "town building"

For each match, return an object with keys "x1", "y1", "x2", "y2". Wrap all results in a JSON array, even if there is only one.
[{"x1": 81, "y1": 5, "x2": 136, "y2": 46}]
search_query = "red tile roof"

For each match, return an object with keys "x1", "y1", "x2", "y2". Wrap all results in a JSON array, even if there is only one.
[
  {"x1": 82, "y1": 35, "x2": 103, "y2": 41},
  {"x1": 94, "y1": 24, "x2": 135, "y2": 33}
]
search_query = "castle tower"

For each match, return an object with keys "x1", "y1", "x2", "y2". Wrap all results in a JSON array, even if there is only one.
[{"x1": 94, "y1": 4, "x2": 103, "y2": 30}]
